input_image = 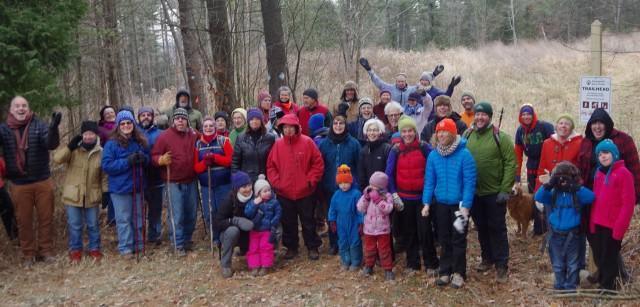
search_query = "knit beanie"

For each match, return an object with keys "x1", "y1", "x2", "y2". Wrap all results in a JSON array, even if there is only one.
[
  {"x1": 420, "y1": 71, "x2": 434, "y2": 82},
  {"x1": 556, "y1": 113, "x2": 575, "y2": 131},
  {"x1": 436, "y1": 118, "x2": 457, "y2": 136},
  {"x1": 363, "y1": 118, "x2": 386, "y2": 135},
  {"x1": 253, "y1": 174, "x2": 271, "y2": 195},
  {"x1": 308, "y1": 113, "x2": 325, "y2": 133},
  {"x1": 335, "y1": 164, "x2": 353, "y2": 184},
  {"x1": 408, "y1": 92, "x2": 423, "y2": 103},
  {"x1": 215, "y1": 111, "x2": 230, "y2": 127},
  {"x1": 358, "y1": 97, "x2": 373, "y2": 110},
  {"x1": 369, "y1": 171, "x2": 389, "y2": 190},
  {"x1": 173, "y1": 107, "x2": 189, "y2": 121},
  {"x1": 116, "y1": 110, "x2": 135, "y2": 125},
  {"x1": 246, "y1": 108, "x2": 263, "y2": 123},
  {"x1": 120, "y1": 105, "x2": 135, "y2": 115},
  {"x1": 474, "y1": 101, "x2": 493, "y2": 118},
  {"x1": 434, "y1": 95, "x2": 452, "y2": 108},
  {"x1": 257, "y1": 89, "x2": 271, "y2": 104},
  {"x1": 519, "y1": 104, "x2": 534, "y2": 115},
  {"x1": 138, "y1": 106, "x2": 154, "y2": 118},
  {"x1": 232, "y1": 108, "x2": 247, "y2": 121},
  {"x1": 397, "y1": 115, "x2": 417, "y2": 132},
  {"x1": 595, "y1": 139, "x2": 620, "y2": 163},
  {"x1": 302, "y1": 88, "x2": 319, "y2": 101},
  {"x1": 379, "y1": 90, "x2": 391, "y2": 97},
  {"x1": 231, "y1": 171, "x2": 252, "y2": 190},
  {"x1": 81, "y1": 120, "x2": 99, "y2": 134},
  {"x1": 461, "y1": 92, "x2": 475, "y2": 102}
]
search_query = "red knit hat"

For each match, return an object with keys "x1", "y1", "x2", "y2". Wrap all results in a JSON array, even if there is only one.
[
  {"x1": 436, "y1": 118, "x2": 457, "y2": 135},
  {"x1": 335, "y1": 164, "x2": 353, "y2": 184}
]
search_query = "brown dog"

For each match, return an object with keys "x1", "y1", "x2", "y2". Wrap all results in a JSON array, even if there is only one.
[{"x1": 507, "y1": 184, "x2": 534, "y2": 238}]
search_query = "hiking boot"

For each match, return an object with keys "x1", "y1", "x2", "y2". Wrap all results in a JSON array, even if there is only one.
[
  {"x1": 89, "y1": 250, "x2": 103, "y2": 262},
  {"x1": 451, "y1": 273, "x2": 465, "y2": 289},
  {"x1": 328, "y1": 246, "x2": 338, "y2": 256},
  {"x1": 176, "y1": 248, "x2": 187, "y2": 257},
  {"x1": 476, "y1": 261, "x2": 493, "y2": 272},
  {"x1": 349, "y1": 265, "x2": 359, "y2": 272},
  {"x1": 283, "y1": 249, "x2": 298, "y2": 260},
  {"x1": 308, "y1": 249, "x2": 320, "y2": 261},
  {"x1": 385, "y1": 270, "x2": 395, "y2": 281},
  {"x1": 496, "y1": 267, "x2": 508, "y2": 283},
  {"x1": 436, "y1": 275, "x2": 450, "y2": 286},
  {"x1": 425, "y1": 268, "x2": 438, "y2": 278},
  {"x1": 121, "y1": 253, "x2": 134, "y2": 260},
  {"x1": 222, "y1": 267, "x2": 233, "y2": 279},
  {"x1": 69, "y1": 250, "x2": 82, "y2": 264},
  {"x1": 361, "y1": 266, "x2": 373, "y2": 276},
  {"x1": 258, "y1": 267, "x2": 268, "y2": 276},
  {"x1": 251, "y1": 268, "x2": 260, "y2": 277}
]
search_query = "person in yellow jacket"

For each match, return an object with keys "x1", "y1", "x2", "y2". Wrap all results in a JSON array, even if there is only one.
[{"x1": 53, "y1": 121, "x2": 108, "y2": 263}]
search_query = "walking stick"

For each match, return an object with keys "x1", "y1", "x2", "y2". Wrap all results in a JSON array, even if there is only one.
[
  {"x1": 139, "y1": 164, "x2": 146, "y2": 256},
  {"x1": 207, "y1": 167, "x2": 214, "y2": 254},
  {"x1": 132, "y1": 163, "x2": 139, "y2": 261},
  {"x1": 166, "y1": 164, "x2": 178, "y2": 254},
  {"x1": 196, "y1": 182, "x2": 208, "y2": 236}
]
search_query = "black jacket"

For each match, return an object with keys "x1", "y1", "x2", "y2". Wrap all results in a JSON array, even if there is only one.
[
  {"x1": 213, "y1": 190, "x2": 250, "y2": 251},
  {"x1": 0, "y1": 116, "x2": 59, "y2": 184},
  {"x1": 357, "y1": 139, "x2": 392, "y2": 190},
  {"x1": 231, "y1": 130, "x2": 275, "y2": 181},
  {"x1": 420, "y1": 112, "x2": 468, "y2": 143}
]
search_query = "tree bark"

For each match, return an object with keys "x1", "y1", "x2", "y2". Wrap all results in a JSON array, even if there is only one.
[
  {"x1": 206, "y1": 0, "x2": 237, "y2": 113},
  {"x1": 260, "y1": 0, "x2": 288, "y2": 97},
  {"x1": 178, "y1": 0, "x2": 206, "y2": 112},
  {"x1": 103, "y1": 0, "x2": 122, "y2": 109}
]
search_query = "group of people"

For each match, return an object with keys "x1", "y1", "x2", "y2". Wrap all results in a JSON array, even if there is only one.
[{"x1": 0, "y1": 62, "x2": 636, "y2": 291}]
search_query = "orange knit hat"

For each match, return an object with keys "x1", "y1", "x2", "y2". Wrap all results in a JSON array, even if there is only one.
[
  {"x1": 436, "y1": 118, "x2": 457, "y2": 135},
  {"x1": 335, "y1": 164, "x2": 353, "y2": 184}
]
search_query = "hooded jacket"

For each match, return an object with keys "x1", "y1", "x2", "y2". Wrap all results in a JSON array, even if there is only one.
[
  {"x1": 328, "y1": 185, "x2": 363, "y2": 245},
  {"x1": 590, "y1": 160, "x2": 636, "y2": 240},
  {"x1": 335, "y1": 81, "x2": 360, "y2": 123},
  {"x1": 266, "y1": 114, "x2": 325, "y2": 200},
  {"x1": 159, "y1": 89, "x2": 204, "y2": 131},
  {"x1": 577, "y1": 108, "x2": 640, "y2": 200},
  {"x1": 420, "y1": 111, "x2": 467, "y2": 143},
  {"x1": 535, "y1": 133, "x2": 583, "y2": 191},
  {"x1": 245, "y1": 197, "x2": 282, "y2": 231},
  {"x1": 54, "y1": 141, "x2": 108, "y2": 207},
  {"x1": 386, "y1": 139, "x2": 431, "y2": 200},
  {"x1": 514, "y1": 106, "x2": 555, "y2": 180}
]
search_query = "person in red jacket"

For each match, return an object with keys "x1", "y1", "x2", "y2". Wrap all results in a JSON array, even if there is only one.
[
  {"x1": 151, "y1": 108, "x2": 200, "y2": 256},
  {"x1": 266, "y1": 114, "x2": 324, "y2": 260},
  {"x1": 272, "y1": 86, "x2": 299, "y2": 115},
  {"x1": 0, "y1": 157, "x2": 18, "y2": 241},
  {"x1": 535, "y1": 114, "x2": 583, "y2": 191},
  {"x1": 297, "y1": 88, "x2": 333, "y2": 136}
]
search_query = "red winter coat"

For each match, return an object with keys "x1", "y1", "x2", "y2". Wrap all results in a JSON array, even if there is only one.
[
  {"x1": 298, "y1": 103, "x2": 332, "y2": 136},
  {"x1": 266, "y1": 114, "x2": 324, "y2": 200},
  {"x1": 151, "y1": 127, "x2": 199, "y2": 183},
  {"x1": 535, "y1": 133, "x2": 583, "y2": 191},
  {"x1": 590, "y1": 160, "x2": 636, "y2": 240}
]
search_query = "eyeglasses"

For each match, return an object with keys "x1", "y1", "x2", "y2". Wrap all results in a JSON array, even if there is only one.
[
  {"x1": 366, "y1": 128, "x2": 380, "y2": 132},
  {"x1": 119, "y1": 121, "x2": 133, "y2": 126},
  {"x1": 387, "y1": 113, "x2": 401, "y2": 118}
]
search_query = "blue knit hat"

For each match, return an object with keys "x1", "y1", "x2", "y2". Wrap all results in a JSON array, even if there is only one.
[
  {"x1": 116, "y1": 110, "x2": 135, "y2": 125},
  {"x1": 595, "y1": 139, "x2": 620, "y2": 164},
  {"x1": 247, "y1": 107, "x2": 263, "y2": 123},
  {"x1": 231, "y1": 171, "x2": 252, "y2": 190},
  {"x1": 308, "y1": 113, "x2": 325, "y2": 134}
]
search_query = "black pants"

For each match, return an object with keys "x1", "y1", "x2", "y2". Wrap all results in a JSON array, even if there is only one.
[
  {"x1": 280, "y1": 195, "x2": 321, "y2": 252},
  {"x1": 436, "y1": 203, "x2": 468, "y2": 278},
  {"x1": 527, "y1": 173, "x2": 546, "y2": 235},
  {"x1": 401, "y1": 199, "x2": 438, "y2": 270},
  {"x1": 0, "y1": 186, "x2": 18, "y2": 240},
  {"x1": 471, "y1": 194, "x2": 509, "y2": 269},
  {"x1": 591, "y1": 225, "x2": 623, "y2": 290}
]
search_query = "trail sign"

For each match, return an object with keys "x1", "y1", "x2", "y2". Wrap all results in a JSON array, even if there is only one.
[{"x1": 580, "y1": 76, "x2": 611, "y2": 124}]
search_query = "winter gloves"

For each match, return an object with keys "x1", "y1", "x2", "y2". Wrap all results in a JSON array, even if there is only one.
[
  {"x1": 337, "y1": 102, "x2": 350, "y2": 117},
  {"x1": 446, "y1": 76, "x2": 462, "y2": 94},
  {"x1": 231, "y1": 217, "x2": 254, "y2": 231},
  {"x1": 432, "y1": 64, "x2": 444, "y2": 77},
  {"x1": 158, "y1": 152, "x2": 172, "y2": 166},
  {"x1": 392, "y1": 193, "x2": 404, "y2": 211},
  {"x1": 127, "y1": 152, "x2": 146, "y2": 166},
  {"x1": 67, "y1": 135, "x2": 82, "y2": 151},
  {"x1": 453, "y1": 210, "x2": 468, "y2": 234},
  {"x1": 359, "y1": 58, "x2": 371, "y2": 71},
  {"x1": 369, "y1": 189, "x2": 382, "y2": 204},
  {"x1": 50, "y1": 112, "x2": 62, "y2": 129},
  {"x1": 101, "y1": 192, "x2": 110, "y2": 209}
]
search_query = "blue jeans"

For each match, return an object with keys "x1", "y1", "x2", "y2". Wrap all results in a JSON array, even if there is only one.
[
  {"x1": 165, "y1": 181, "x2": 197, "y2": 249},
  {"x1": 111, "y1": 193, "x2": 144, "y2": 255},
  {"x1": 548, "y1": 229, "x2": 580, "y2": 290},
  {"x1": 145, "y1": 185, "x2": 164, "y2": 242},
  {"x1": 106, "y1": 193, "x2": 115, "y2": 224},
  {"x1": 201, "y1": 183, "x2": 230, "y2": 243},
  {"x1": 65, "y1": 205, "x2": 100, "y2": 252}
]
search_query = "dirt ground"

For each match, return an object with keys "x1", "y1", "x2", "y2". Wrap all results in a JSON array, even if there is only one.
[{"x1": 1, "y1": 205, "x2": 639, "y2": 306}]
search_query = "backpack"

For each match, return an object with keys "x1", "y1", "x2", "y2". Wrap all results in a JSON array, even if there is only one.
[{"x1": 463, "y1": 124, "x2": 502, "y2": 158}]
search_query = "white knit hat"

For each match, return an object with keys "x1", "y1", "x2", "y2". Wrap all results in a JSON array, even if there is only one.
[{"x1": 253, "y1": 174, "x2": 271, "y2": 195}]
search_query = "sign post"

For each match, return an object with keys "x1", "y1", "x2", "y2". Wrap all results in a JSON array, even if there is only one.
[{"x1": 579, "y1": 76, "x2": 612, "y2": 124}]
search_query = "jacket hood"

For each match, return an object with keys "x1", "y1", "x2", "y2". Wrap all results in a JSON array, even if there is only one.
[
  {"x1": 518, "y1": 103, "x2": 538, "y2": 131},
  {"x1": 277, "y1": 114, "x2": 301, "y2": 135},
  {"x1": 175, "y1": 88, "x2": 191, "y2": 109},
  {"x1": 340, "y1": 81, "x2": 359, "y2": 102},
  {"x1": 585, "y1": 108, "x2": 614, "y2": 140}
]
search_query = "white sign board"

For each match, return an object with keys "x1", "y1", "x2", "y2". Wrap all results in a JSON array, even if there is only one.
[{"x1": 580, "y1": 76, "x2": 612, "y2": 124}]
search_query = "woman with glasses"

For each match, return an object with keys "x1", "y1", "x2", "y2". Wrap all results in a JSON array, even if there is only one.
[{"x1": 383, "y1": 101, "x2": 403, "y2": 144}]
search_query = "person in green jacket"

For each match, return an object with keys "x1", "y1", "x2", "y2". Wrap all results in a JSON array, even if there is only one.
[
  {"x1": 157, "y1": 88, "x2": 203, "y2": 131},
  {"x1": 464, "y1": 101, "x2": 516, "y2": 284},
  {"x1": 229, "y1": 108, "x2": 247, "y2": 146}
]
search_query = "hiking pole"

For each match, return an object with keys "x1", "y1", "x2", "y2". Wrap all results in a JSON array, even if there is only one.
[
  {"x1": 207, "y1": 167, "x2": 214, "y2": 254},
  {"x1": 196, "y1": 182, "x2": 208, "y2": 237},
  {"x1": 139, "y1": 164, "x2": 146, "y2": 256},
  {"x1": 132, "y1": 162, "x2": 140, "y2": 262},
  {"x1": 166, "y1": 165, "x2": 178, "y2": 254},
  {"x1": 497, "y1": 107, "x2": 504, "y2": 129}
]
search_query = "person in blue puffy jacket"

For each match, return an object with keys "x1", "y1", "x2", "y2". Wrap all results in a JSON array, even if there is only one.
[
  {"x1": 422, "y1": 118, "x2": 476, "y2": 289},
  {"x1": 328, "y1": 165, "x2": 363, "y2": 271}
]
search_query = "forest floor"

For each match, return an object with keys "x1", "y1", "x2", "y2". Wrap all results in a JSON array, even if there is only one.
[{"x1": 1, "y1": 204, "x2": 639, "y2": 306}]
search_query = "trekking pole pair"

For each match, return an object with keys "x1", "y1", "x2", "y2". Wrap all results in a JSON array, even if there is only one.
[{"x1": 131, "y1": 161, "x2": 146, "y2": 261}]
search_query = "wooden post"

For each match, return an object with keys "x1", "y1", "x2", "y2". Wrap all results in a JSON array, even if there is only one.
[{"x1": 590, "y1": 20, "x2": 602, "y2": 75}]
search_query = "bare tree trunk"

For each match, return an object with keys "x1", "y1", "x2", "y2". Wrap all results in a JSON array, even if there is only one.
[
  {"x1": 260, "y1": 0, "x2": 288, "y2": 97},
  {"x1": 206, "y1": 0, "x2": 237, "y2": 113},
  {"x1": 103, "y1": 0, "x2": 122, "y2": 109},
  {"x1": 178, "y1": 0, "x2": 206, "y2": 111},
  {"x1": 509, "y1": 0, "x2": 518, "y2": 45},
  {"x1": 160, "y1": 0, "x2": 187, "y2": 88}
]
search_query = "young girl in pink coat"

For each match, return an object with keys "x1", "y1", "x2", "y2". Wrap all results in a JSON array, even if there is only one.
[{"x1": 589, "y1": 139, "x2": 636, "y2": 290}]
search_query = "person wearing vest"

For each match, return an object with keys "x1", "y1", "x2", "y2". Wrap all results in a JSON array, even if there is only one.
[
  {"x1": 464, "y1": 101, "x2": 516, "y2": 283},
  {"x1": 298, "y1": 88, "x2": 333, "y2": 136},
  {"x1": 151, "y1": 108, "x2": 199, "y2": 256},
  {"x1": 194, "y1": 116, "x2": 234, "y2": 245},
  {"x1": 138, "y1": 106, "x2": 165, "y2": 245},
  {"x1": 385, "y1": 116, "x2": 439, "y2": 276},
  {"x1": 0, "y1": 96, "x2": 61, "y2": 266}
]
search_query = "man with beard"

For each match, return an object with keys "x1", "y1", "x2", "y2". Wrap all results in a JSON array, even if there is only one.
[
  {"x1": 138, "y1": 106, "x2": 165, "y2": 245},
  {"x1": 158, "y1": 88, "x2": 203, "y2": 131}
]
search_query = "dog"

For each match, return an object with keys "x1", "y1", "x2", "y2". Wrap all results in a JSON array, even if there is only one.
[{"x1": 507, "y1": 184, "x2": 534, "y2": 238}]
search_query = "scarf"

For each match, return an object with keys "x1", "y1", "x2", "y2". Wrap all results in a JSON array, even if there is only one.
[
  {"x1": 237, "y1": 191, "x2": 252, "y2": 203},
  {"x1": 202, "y1": 133, "x2": 216, "y2": 144},
  {"x1": 7, "y1": 112, "x2": 34, "y2": 175},
  {"x1": 328, "y1": 128, "x2": 348, "y2": 144},
  {"x1": 404, "y1": 104, "x2": 423, "y2": 116},
  {"x1": 81, "y1": 142, "x2": 97, "y2": 151},
  {"x1": 436, "y1": 135, "x2": 461, "y2": 157}
]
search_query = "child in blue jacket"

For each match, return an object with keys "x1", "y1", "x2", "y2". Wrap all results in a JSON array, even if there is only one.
[
  {"x1": 535, "y1": 161, "x2": 594, "y2": 290},
  {"x1": 244, "y1": 174, "x2": 281, "y2": 276},
  {"x1": 328, "y1": 165, "x2": 363, "y2": 271}
]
